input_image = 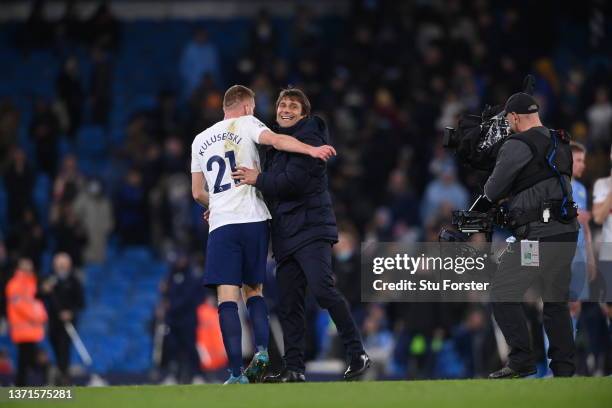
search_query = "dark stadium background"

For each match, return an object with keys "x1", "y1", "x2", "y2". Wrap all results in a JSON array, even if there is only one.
[{"x1": 0, "y1": 0, "x2": 610, "y2": 385}]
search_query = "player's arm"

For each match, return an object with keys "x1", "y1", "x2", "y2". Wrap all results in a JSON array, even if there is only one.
[
  {"x1": 255, "y1": 132, "x2": 323, "y2": 198},
  {"x1": 258, "y1": 130, "x2": 336, "y2": 161},
  {"x1": 191, "y1": 172, "x2": 209, "y2": 207},
  {"x1": 584, "y1": 222, "x2": 598, "y2": 281},
  {"x1": 592, "y1": 180, "x2": 612, "y2": 225}
]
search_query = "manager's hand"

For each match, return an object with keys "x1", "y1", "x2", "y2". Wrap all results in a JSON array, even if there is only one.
[
  {"x1": 232, "y1": 166, "x2": 260, "y2": 186},
  {"x1": 309, "y1": 145, "x2": 336, "y2": 161}
]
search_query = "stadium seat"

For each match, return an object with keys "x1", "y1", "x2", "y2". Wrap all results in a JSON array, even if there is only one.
[
  {"x1": 33, "y1": 172, "x2": 51, "y2": 226},
  {"x1": 76, "y1": 126, "x2": 108, "y2": 159}
]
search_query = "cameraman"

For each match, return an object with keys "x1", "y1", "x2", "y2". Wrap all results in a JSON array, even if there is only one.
[{"x1": 484, "y1": 93, "x2": 578, "y2": 379}]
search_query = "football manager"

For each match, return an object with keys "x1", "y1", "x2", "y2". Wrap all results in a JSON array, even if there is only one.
[{"x1": 232, "y1": 88, "x2": 369, "y2": 382}]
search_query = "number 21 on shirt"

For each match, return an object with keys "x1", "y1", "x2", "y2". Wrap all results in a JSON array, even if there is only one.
[{"x1": 206, "y1": 150, "x2": 238, "y2": 194}]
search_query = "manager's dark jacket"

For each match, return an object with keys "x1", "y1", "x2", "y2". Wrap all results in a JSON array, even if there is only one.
[{"x1": 255, "y1": 116, "x2": 338, "y2": 261}]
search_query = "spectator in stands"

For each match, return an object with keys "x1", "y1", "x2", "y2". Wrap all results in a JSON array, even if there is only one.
[
  {"x1": 40, "y1": 252, "x2": 84, "y2": 385},
  {"x1": 122, "y1": 113, "x2": 153, "y2": 168},
  {"x1": 5, "y1": 208, "x2": 46, "y2": 270},
  {"x1": 332, "y1": 223, "x2": 362, "y2": 314},
  {"x1": 73, "y1": 178, "x2": 114, "y2": 263},
  {"x1": 386, "y1": 169, "x2": 421, "y2": 229},
  {"x1": 30, "y1": 98, "x2": 61, "y2": 177},
  {"x1": 451, "y1": 306, "x2": 501, "y2": 378},
  {"x1": 179, "y1": 28, "x2": 221, "y2": 99},
  {"x1": 249, "y1": 9, "x2": 277, "y2": 67},
  {"x1": 54, "y1": 0, "x2": 84, "y2": 50},
  {"x1": 361, "y1": 304, "x2": 394, "y2": 379},
  {"x1": 389, "y1": 302, "x2": 448, "y2": 379},
  {"x1": 0, "y1": 236, "x2": 9, "y2": 323},
  {"x1": 159, "y1": 252, "x2": 203, "y2": 384},
  {"x1": 250, "y1": 74, "x2": 275, "y2": 122},
  {"x1": 17, "y1": 0, "x2": 53, "y2": 52},
  {"x1": 421, "y1": 160, "x2": 469, "y2": 226},
  {"x1": 569, "y1": 142, "x2": 597, "y2": 300},
  {"x1": 3, "y1": 148, "x2": 35, "y2": 230},
  {"x1": 586, "y1": 87, "x2": 612, "y2": 151},
  {"x1": 52, "y1": 154, "x2": 84, "y2": 206},
  {"x1": 56, "y1": 56, "x2": 84, "y2": 139},
  {"x1": 187, "y1": 74, "x2": 223, "y2": 135},
  {"x1": 6, "y1": 258, "x2": 48, "y2": 386},
  {"x1": 50, "y1": 204, "x2": 87, "y2": 268},
  {"x1": 90, "y1": 46, "x2": 113, "y2": 126},
  {"x1": 149, "y1": 137, "x2": 192, "y2": 249},
  {"x1": 149, "y1": 90, "x2": 180, "y2": 143},
  {"x1": 0, "y1": 100, "x2": 20, "y2": 173},
  {"x1": 86, "y1": 2, "x2": 121, "y2": 52},
  {"x1": 292, "y1": 5, "x2": 322, "y2": 59},
  {"x1": 114, "y1": 167, "x2": 150, "y2": 246},
  {"x1": 196, "y1": 295, "x2": 228, "y2": 374}
]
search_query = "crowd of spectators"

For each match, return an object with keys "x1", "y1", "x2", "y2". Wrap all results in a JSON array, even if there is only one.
[{"x1": 0, "y1": 0, "x2": 610, "y2": 382}]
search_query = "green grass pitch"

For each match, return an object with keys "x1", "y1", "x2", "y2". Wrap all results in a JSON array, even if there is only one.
[{"x1": 4, "y1": 377, "x2": 611, "y2": 408}]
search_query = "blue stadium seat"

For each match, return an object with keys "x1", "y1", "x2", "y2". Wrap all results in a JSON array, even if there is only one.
[
  {"x1": 57, "y1": 136, "x2": 74, "y2": 159},
  {"x1": 78, "y1": 157, "x2": 110, "y2": 178},
  {"x1": 76, "y1": 126, "x2": 108, "y2": 158},
  {"x1": 33, "y1": 173, "x2": 51, "y2": 226},
  {"x1": 121, "y1": 246, "x2": 153, "y2": 264}
]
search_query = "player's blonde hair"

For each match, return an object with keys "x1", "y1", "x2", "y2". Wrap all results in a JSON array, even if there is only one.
[
  {"x1": 570, "y1": 141, "x2": 586, "y2": 154},
  {"x1": 223, "y1": 85, "x2": 255, "y2": 109}
]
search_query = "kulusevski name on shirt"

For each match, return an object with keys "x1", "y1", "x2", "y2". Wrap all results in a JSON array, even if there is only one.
[{"x1": 198, "y1": 132, "x2": 242, "y2": 155}]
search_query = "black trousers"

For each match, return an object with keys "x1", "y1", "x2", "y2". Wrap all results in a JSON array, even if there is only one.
[
  {"x1": 492, "y1": 231, "x2": 578, "y2": 376},
  {"x1": 276, "y1": 240, "x2": 364, "y2": 373},
  {"x1": 16, "y1": 342, "x2": 39, "y2": 387},
  {"x1": 49, "y1": 320, "x2": 71, "y2": 380},
  {"x1": 163, "y1": 321, "x2": 200, "y2": 383}
]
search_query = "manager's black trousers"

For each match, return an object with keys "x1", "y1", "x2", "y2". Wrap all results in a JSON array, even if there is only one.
[
  {"x1": 276, "y1": 240, "x2": 364, "y2": 373},
  {"x1": 491, "y1": 231, "x2": 578, "y2": 376}
]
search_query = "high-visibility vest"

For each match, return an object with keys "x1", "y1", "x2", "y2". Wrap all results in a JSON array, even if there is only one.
[
  {"x1": 6, "y1": 270, "x2": 47, "y2": 344},
  {"x1": 196, "y1": 303, "x2": 227, "y2": 371}
]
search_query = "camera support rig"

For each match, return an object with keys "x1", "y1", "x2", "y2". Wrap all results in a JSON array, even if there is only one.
[{"x1": 439, "y1": 195, "x2": 506, "y2": 244}]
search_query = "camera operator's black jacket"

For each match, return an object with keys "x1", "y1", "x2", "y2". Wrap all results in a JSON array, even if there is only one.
[
  {"x1": 255, "y1": 116, "x2": 338, "y2": 262},
  {"x1": 484, "y1": 126, "x2": 578, "y2": 239}
]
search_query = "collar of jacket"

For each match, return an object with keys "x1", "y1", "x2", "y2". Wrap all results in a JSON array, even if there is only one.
[{"x1": 273, "y1": 116, "x2": 310, "y2": 135}]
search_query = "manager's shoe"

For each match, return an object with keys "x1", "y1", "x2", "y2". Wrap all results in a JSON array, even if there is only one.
[
  {"x1": 244, "y1": 350, "x2": 270, "y2": 383},
  {"x1": 488, "y1": 366, "x2": 537, "y2": 379},
  {"x1": 223, "y1": 373, "x2": 249, "y2": 385},
  {"x1": 263, "y1": 369, "x2": 306, "y2": 383},
  {"x1": 344, "y1": 352, "x2": 371, "y2": 380}
]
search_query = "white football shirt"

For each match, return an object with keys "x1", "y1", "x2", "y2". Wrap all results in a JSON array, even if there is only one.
[
  {"x1": 191, "y1": 115, "x2": 272, "y2": 232},
  {"x1": 593, "y1": 175, "x2": 612, "y2": 260}
]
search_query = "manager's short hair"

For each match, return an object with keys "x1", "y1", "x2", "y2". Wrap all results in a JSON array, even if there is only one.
[
  {"x1": 223, "y1": 85, "x2": 255, "y2": 109},
  {"x1": 275, "y1": 87, "x2": 311, "y2": 116}
]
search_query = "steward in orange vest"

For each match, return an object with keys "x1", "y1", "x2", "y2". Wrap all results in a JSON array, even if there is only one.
[{"x1": 5, "y1": 259, "x2": 48, "y2": 386}]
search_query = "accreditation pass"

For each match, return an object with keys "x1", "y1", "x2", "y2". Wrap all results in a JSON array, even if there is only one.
[{"x1": 520, "y1": 240, "x2": 540, "y2": 267}]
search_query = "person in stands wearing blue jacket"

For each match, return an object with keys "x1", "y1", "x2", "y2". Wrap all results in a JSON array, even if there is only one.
[{"x1": 232, "y1": 88, "x2": 369, "y2": 382}]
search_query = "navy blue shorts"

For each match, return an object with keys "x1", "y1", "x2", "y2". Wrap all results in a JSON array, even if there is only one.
[{"x1": 204, "y1": 221, "x2": 269, "y2": 287}]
